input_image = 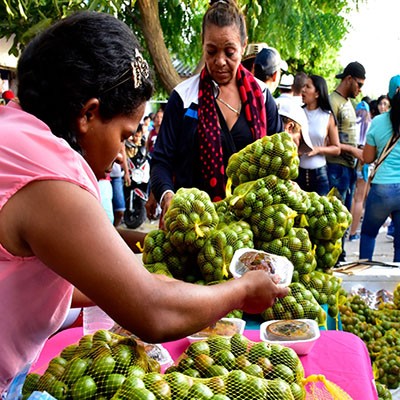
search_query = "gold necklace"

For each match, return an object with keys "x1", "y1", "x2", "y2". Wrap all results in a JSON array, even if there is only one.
[{"x1": 216, "y1": 97, "x2": 241, "y2": 115}]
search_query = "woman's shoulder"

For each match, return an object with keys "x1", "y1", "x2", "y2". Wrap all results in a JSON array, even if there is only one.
[{"x1": 173, "y1": 74, "x2": 201, "y2": 108}]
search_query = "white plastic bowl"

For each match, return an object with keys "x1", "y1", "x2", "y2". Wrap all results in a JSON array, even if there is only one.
[
  {"x1": 229, "y1": 248, "x2": 293, "y2": 287},
  {"x1": 187, "y1": 318, "x2": 246, "y2": 343},
  {"x1": 259, "y1": 319, "x2": 320, "y2": 355}
]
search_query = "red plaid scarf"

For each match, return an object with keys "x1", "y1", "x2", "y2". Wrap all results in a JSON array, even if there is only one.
[{"x1": 198, "y1": 64, "x2": 267, "y2": 201}]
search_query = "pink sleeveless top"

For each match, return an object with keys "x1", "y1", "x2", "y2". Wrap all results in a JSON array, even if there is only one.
[{"x1": 0, "y1": 102, "x2": 100, "y2": 392}]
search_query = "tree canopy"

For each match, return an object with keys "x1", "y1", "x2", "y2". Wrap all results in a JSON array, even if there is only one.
[{"x1": 0, "y1": 0, "x2": 363, "y2": 96}]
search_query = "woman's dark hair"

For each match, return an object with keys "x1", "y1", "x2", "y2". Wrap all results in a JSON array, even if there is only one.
[
  {"x1": 202, "y1": 0, "x2": 246, "y2": 45},
  {"x1": 17, "y1": 11, "x2": 153, "y2": 153},
  {"x1": 308, "y1": 74, "x2": 337, "y2": 125},
  {"x1": 390, "y1": 91, "x2": 400, "y2": 138}
]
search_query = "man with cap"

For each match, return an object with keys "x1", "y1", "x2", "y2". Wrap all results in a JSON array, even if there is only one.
[
  {"x1": 327, "y1": 61, "x2": 366, "y2": 261},
  {"x1": 275, "y1": 74, "x2": 294, "y2": 109},
  {"x1": 253, "y1": 47, "x2": 288, "y2": 94},
  {"x1": 241, "y1": 42, "x2": 268, "y2": 72}
]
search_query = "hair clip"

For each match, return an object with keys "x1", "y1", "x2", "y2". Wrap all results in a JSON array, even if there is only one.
[{"x1": 132, "y1": 48, "x2": 150, "y2": 89}]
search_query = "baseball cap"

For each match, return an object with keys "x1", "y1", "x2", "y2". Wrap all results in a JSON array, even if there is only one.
[
  {"x1": 2, "y1": 90, "x2": 15, "y2": 101},
  {"x1": 388, "y1": 75, "x2": 400, "y2": 99},
  {"x1": 278, "y1": 98, "x2": 313, "y2": 152},
  {"x1": 278, "y1": 74, "x2": 294, "y2": 90},
  {"x1": 254, "y1": 47, "x2": 288, "y2": 76},
  {"x1": 335, "y1": 61, "x2": 366, "y2": 80}
]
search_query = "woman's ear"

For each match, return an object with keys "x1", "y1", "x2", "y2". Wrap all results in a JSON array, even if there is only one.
[{"x1": 76, "y1": 98, "x2": 101, "y2": 134}]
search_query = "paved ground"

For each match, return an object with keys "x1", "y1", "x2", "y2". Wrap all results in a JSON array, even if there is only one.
[{"x1": 344, "y1": 227, "x2": 395, "y2": 264}]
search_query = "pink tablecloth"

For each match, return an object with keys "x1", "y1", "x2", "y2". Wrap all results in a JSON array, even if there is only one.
[{"x1": 31, "y1": 328, "x2": 377, "y2": 400}]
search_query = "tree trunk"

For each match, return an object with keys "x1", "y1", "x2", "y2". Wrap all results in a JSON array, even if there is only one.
[{"x1": 137, "y1": 0, "x2": 182, "y2": 94}]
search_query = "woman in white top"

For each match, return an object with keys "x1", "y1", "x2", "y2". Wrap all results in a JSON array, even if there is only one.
[{"x1": 297, "y1": 74, "x2": 340, "y2": 194}]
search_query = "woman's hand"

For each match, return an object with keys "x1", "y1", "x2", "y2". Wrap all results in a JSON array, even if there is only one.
[{"x1": 238, "y1": 270, "x2": 289, "y2": 314}]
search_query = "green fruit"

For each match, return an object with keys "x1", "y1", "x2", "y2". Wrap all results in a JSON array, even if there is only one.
[
  {"x1": 266, "y1": 378, "x2": 293, "y2": 398},
  {"x1": 187, "y1": 382, "x2": 214, "y2": 399},
  {"x1": 71, "y1": 375, "x2": 97, "y2": 399},
  {"x1": 248, "y1": 342, "x2": 271, "y2": 364},
  {"x1": 143, "y1": 372, "x2": 164, "y2": 387},
  {"x1": 242, "y1": 363, "x2": 264, "y2": 378},
  {"x1": 230, "y1": 334, "x2": 249, "y2": 357},
  {"x1": 187, "y1": 341, "x2": 210, "y2": 358},
  {"x1": 49, "y1": 380, "x2": 69, "y2": 400},
  {"x1": 149, "y1": 379, "x2": 172, "y2": 400},
  {"x1": 102, "y1": 373, "x2": 126, "y2": 397},
  {"x1": 93, "y1": 329, "x2": 113, "y2": 344},
  {"x1": 164, "y1": 372, "x2": 191, "y2": 398},
  {"x1": 213, "y1": 350, "x2": 236, "y2": 370},
  {"x1": 62, "y1": 358, "x2": 89, "y2": 385},
  {"x1": 121, "y1": 376, "x2": 145, "y2": 391},
  {"x1": 22, "y1": 373, "x2": 40, "y2": 395},
  {"x1": 206, "y1": 365, "x2": 229, "y2": 377},
  {"x1": 89, "y1": 353, "x2": 116, "y2": 380},
  {"x1": 112, "y1": 344, "x2": 133, "y2": 371}
]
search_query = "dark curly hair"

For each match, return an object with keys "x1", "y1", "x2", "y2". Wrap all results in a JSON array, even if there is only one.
[
  {"x1": 202, "y1": 0, "x2": 246, "y2": 46},
  {"x1": 17, "y1": 11, "x2": 154, "y2": 153}
]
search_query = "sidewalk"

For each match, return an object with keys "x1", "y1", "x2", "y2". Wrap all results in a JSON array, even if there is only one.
[{"x1": 344, "y1": 228, "x2": 395, "y2": 264}]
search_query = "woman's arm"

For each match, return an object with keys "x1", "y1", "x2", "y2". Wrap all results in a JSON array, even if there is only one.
[
  {"x1": 3, "y1": 180, "x2": 288, "y2": 343},
  {"x1": 363, "y1": 143, "x2": 377, "y2": 164}
]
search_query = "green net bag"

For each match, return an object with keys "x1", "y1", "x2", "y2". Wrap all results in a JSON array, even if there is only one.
[
  {"x1": 142, "y1": 229, "x2": 199, "y2": 281},
  {"x1": 304, "y1": 191, "x2": 352, "y2": 242},
  {"x1": 299, "y1": 271, "x2": 342, "y2": 323},
  {"x1": 261, "y1": 282, "x2": 326, "y2": 326},
  {"x1": 250, "y1": 203, "x2": 297, "y2": 242},
  {"x1": 164, "y1": 188, "x2": 219, "y2": 254},
  {"x1": 22, "y1": 330, "x2": 161, "y2": 399},
  {"x1": 313, "y1": 238, "x2": 342, "y2": 272},
  {"x1": 256, "y1": 227, "x2": 317, "y2": 282},
  {"x1": 197, "y1": 220, "x2": 254, "y2": 282},
  {"x1": 226, "y1": 132, "x2": 299, "y2": 188}
]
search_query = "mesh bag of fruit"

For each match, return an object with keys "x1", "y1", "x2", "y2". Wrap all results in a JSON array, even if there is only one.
[
  {"x1": 313, "y1": 238, "x2": 342, "y2": 272},
  {"x1": 197, "y1": 220, "x2": 254, "y2": 282},
  {"x1": 261, "y1": 282, "x2": 326, "y2": 326},
  {"x1": 164, "y1": 188, "x2": 219, "y2": 254},
  {"x1": 142, "y1": 229, "x2": 199, "y2": 281},
  {"x1": 299, "y1": 271, "x2": 342, "y2": 326},
  {"x1": 304, "y1": 191, "x2": 352, "y2": 242},
  {"x1": 256, "y1": 227, "x2": 317, "y2": 281},
  {"x1": 226, "y1": 131, "x2": 299, "y2": 189},
  {"x1": 165, "y1": 334, "x2": 351, "y2": 400},
  {"x1": 250, "y1": 203, "x2": 297, "y2": 242},
  {"x1": 22, "y1": 330, "x2": 161, "y2": 399}
]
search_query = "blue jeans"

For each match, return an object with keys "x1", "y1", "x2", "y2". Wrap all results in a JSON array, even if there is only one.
[
  {"x1": 360, "y1": 183, "x2": 400, "y2": 262},
  {"x1": 296, "y1": 165, "x2": 330, "y2": 195},
  {"x1": 327, "y1": 163, "x2": 357, "y2": 211},
  {"x1": 111, "y1": 176, "x2": 126, "y2": 212}
]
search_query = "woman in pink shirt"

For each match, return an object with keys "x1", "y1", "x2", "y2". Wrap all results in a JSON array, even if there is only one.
[{"x1": 0, "y1": 10, "x2": 287, "y2": 393}]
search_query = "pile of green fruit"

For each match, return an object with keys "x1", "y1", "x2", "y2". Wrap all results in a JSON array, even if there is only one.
[
  {"x1": 340, "y1": 285, "x2": 400, "y2": 391},
  {"x1": 226, "y1": 132, "x2": 299, "y2": 186},
  {"x1": 22, "y1": 330, "x2": 160, "y2": 399},
  {"x1": 166, "y1": 333, "x2": 306, "y2": 400}
]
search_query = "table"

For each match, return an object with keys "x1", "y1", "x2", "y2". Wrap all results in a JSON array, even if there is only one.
[
  {"x1": 31, "y1": 327, "x2": 377, "y2": 400},
  {"x1": 334, "y1": 264, "x2": 400, "y2": 292}
]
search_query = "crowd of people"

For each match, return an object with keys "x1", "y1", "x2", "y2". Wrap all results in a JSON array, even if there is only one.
[{"x1": 1, "y1": 0, "x2": 399, "y2": 394}]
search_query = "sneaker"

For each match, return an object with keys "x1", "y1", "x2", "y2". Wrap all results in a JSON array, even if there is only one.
[
  {"x1": 349, "y1": 234, "x2": 360, "y2": 241},
  {"x1": 387, "y1": 221, "x2": 395, "y2": 241}
]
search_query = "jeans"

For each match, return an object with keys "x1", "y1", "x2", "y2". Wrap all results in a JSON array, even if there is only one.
[
  {"x1": 327, "y1": 163, "x2": 357, "y2": 212},
  {"x1": 296, "y1": 165, "x2": 330, "y2": 195},
  {"x1": 360, "y1": 183, "x2": 400, "y2": 262},
  {"x1": 111, "y1": 176, "x2": 126, "y2": 212}
]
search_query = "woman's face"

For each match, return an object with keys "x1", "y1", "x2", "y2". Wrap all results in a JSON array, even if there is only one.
[
  {"x1": 80, "y1": 102, "x2": 146, "y2": 179},
  {"x1": 302, "y1": 78, "x2": 318, "y2": 107},
  {"x1": 203, "y1": 24, "x2": 245, "y2": 85},
  {"x1": 378, "y1": 98, "x2": 390, "y2": 114}
]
